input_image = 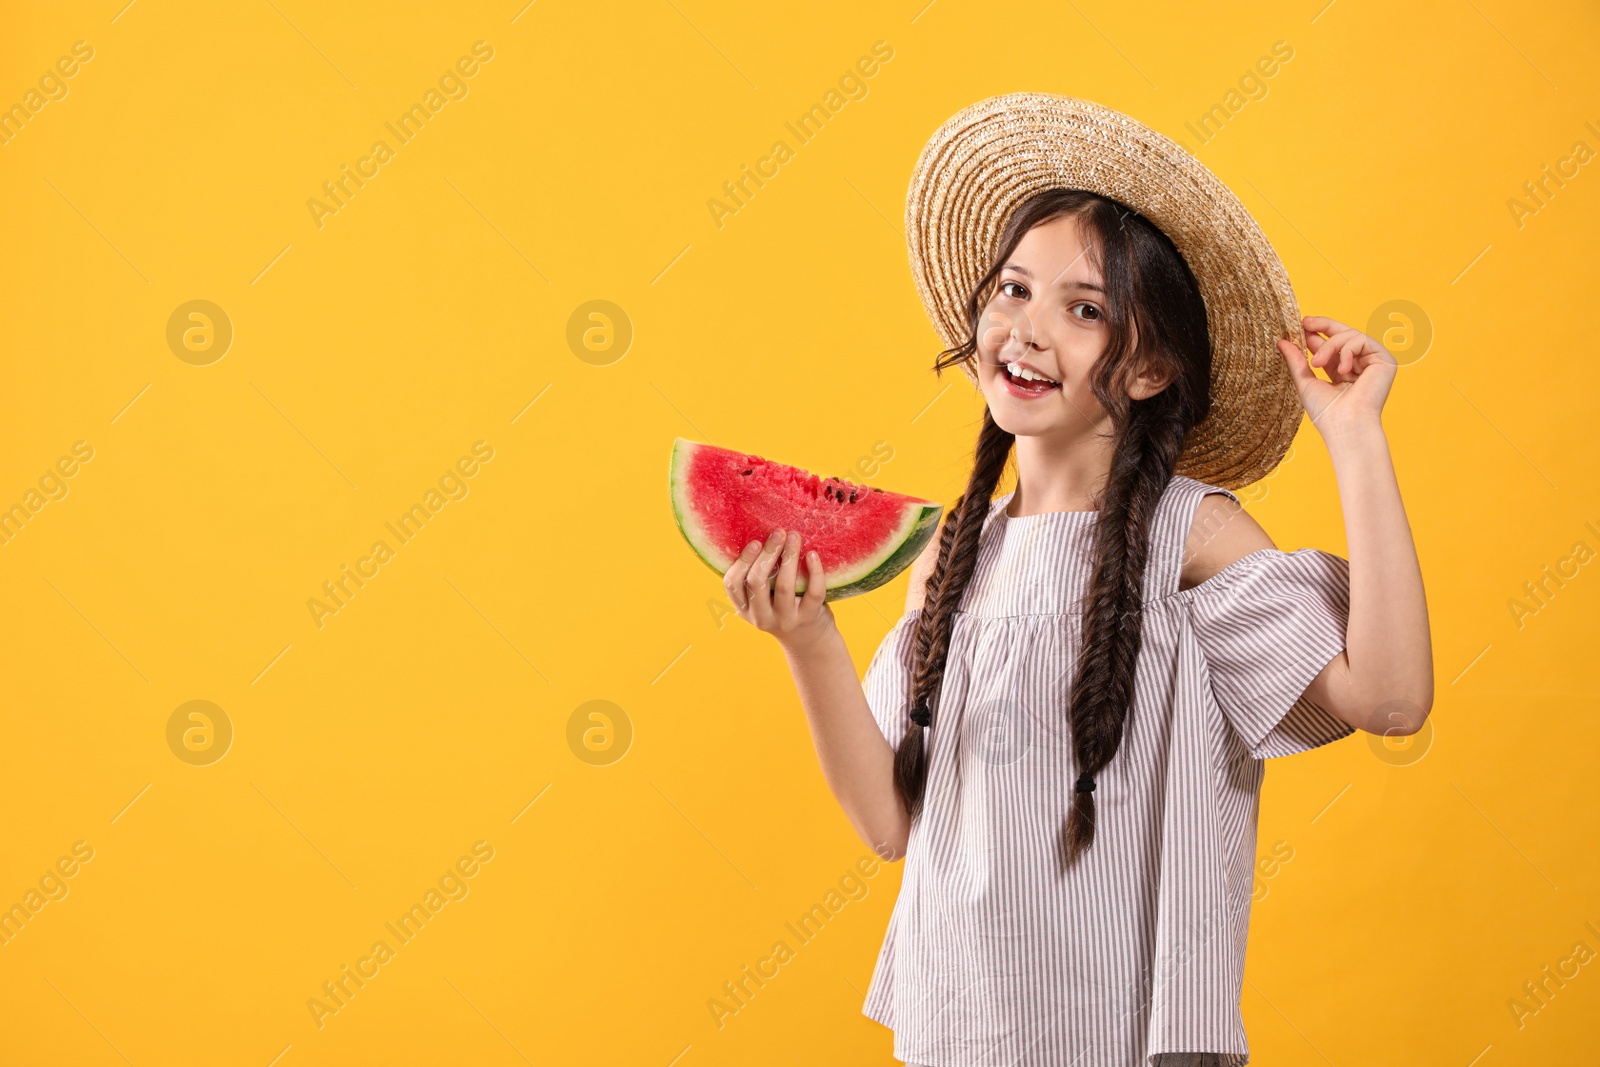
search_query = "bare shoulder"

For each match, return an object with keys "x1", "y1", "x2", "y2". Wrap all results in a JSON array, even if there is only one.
[
  {"x1": 1179, "y1": 491, "x2": 1277, "y2": 591},
  {"x1": 904, "y1": 515, "x2": 946, "y2": 612}
]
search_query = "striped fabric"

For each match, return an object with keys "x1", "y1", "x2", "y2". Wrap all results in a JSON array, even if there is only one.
[{"x1": 860, "y1": 474, "x2": 1354, "y2": 1067}]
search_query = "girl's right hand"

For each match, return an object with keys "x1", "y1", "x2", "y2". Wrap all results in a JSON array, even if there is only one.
[{"x1": 724, "y1": 527, "x2": 834, "y2": 651}]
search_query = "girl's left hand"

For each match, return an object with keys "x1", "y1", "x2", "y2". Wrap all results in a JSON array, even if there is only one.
[{"x1": 1277, "y1": 314, "x2": 1397, "y2": 439}]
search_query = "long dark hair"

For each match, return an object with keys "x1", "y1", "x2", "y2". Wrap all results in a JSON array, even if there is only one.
[{"x1": 894, "y1": 188, "x2": 1212, "y2": 870}]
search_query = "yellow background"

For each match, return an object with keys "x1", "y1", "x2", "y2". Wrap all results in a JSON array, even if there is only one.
[{"x1": 2, "y1": 0, "x2": 1597, "y2": 1063}]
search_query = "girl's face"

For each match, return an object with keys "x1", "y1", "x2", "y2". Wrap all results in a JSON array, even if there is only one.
[{"x1": 973, "y1": 213, "x2": 1151, "y2": 440}]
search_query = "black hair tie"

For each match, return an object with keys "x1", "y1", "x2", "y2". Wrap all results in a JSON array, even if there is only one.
[
  {"x1": 910, "y1": 703, "x2": 931, "y2": 728},
  {"x1": 1075, "y1": 773, "x2": 1096, "y2": 793}
]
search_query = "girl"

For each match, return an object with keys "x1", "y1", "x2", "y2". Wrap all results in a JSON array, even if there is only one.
[{"x1": 720, "y1": 96, "x2": 1431, "y2": 1067}]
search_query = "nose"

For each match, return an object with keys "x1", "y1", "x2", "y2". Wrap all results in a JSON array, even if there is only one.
[
  {"x1": 1011, "y1": 320, "x2": 1041, "y2": 348},
  {"x1": 980, "y1": 306, "x2": 1047, "y2": 366},
  {"x1": 1002, "y1": 312, "x2": 1044, "y2": 353}
]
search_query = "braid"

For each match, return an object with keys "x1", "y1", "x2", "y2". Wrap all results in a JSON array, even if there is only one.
[
  {"x1": 1060, "y1": 400, "x2": 1187, "y2": 868},
  {"x1": 893, "y1": 408, "x2": 1014, "y2": 818}
]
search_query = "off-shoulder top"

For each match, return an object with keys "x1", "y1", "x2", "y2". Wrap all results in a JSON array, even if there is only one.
[{"x1": 860, "y1": 474, "x2": 1355, "y2": 1067}]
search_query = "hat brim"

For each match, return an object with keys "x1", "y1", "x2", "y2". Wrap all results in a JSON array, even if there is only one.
[{"x1": 906, "y1": 92, "x2": 1306, "y2": 490}]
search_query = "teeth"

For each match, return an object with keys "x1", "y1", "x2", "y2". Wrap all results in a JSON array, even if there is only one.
[{"x1": 1006, "y1": 361, "x2": 1057, "y2": 385}]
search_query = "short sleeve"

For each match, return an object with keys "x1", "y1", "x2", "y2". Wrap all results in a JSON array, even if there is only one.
[
  {"x1": 1181, "y1": 547, "x2": 1355, "y2": 759},
  {"x1": 862, "y1": 607, "x2": 921, "y2": 747}
]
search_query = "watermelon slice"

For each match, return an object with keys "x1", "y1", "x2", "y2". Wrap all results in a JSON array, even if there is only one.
[{"x1": 669, "y1": 438, "x2": 942, "y2": 601}]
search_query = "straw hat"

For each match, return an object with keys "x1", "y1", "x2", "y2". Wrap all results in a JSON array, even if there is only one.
[{"x1": 906, "y1": 91, "x2": 1306, "y2": 490}]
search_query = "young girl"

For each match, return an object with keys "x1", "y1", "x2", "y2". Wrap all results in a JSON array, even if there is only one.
[{"x1": 720, "y1": 95, "x2": 1431, "y2": 1067}]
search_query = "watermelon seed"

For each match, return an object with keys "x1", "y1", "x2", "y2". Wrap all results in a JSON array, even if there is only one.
[
  {"x1": 742, "y1": 469, "x2": 752, "y2": 475},
  {"x1": 849, "y1": 491, "x2": 858, "y2": 502}
]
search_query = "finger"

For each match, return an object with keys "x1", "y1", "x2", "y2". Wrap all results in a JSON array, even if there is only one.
[
  {"x1": 1308, "y1": 327, "x2": 1365, "y2": 367},
  {"x1": 1303, "y1": 315, "x2": 1354, "y2": 337},
  {"x1": 745, "y1": 528, "x2": 785, "y2": 628},
  {"x1": 1277, "y1": 338, "x2": 1321, "y2": 395},
  {"x1": 725, "y1": 538, "x2": 761, "y2": 584},
  {"x1": 1313, "y1": 336, "x2": 1348, "y2": 383},
  {"x1": 724, "y1": 539, "x2": 762, "y2": 612},
  {"x1": 1332, "y1": 333, "x2": 1374, "y2": 382},
  {"x1": 1307, "y1": 328, "x2": 1345, "y2": 366},
  {"x1": 1312, "y1": 329, "x2": 1360, "y2": 371},
  {"x1": 798, "y1": 549, "x2": 827, "y2": 617},
  {"x1": 772, "y1": 531, "x2": 800, "y2": 626}
]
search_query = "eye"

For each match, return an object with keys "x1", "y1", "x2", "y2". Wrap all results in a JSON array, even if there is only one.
[
  {"x1": 998, "y1": 280, "x2": 1029, "y2": 300},
  {"x1": 1070, "y1": 302, "x2": 1102, "y2": 322}
]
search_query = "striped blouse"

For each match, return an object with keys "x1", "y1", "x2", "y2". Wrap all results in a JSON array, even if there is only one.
[{"x1": 859, "y1": 474, "x2": 1355, "y2": 1067}]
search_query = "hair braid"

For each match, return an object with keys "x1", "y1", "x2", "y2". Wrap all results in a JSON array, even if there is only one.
[
  {"x1": 1060, "y1": 401, "x2": 1186, "y2": 868},
  {"x1": 893, "y1": 408, "x2": 1014, "y2": 818}
]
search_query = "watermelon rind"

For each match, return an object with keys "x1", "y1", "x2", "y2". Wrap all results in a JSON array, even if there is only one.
[
  {"x1": 813, "y1": 502, "x2": 941, "y2": 601},
  {"x1": 668, "y1": 438, "x2": 943, "y2": 603}
]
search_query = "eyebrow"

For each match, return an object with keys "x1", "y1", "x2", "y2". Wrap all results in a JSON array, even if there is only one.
[{"x1": 1001, "y1": 263, "x2": 1104, "y2": 292}]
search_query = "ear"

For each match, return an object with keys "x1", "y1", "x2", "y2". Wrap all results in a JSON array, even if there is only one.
[{"x1": 1124, "y1": 352, "x2": 1174, "y2": 400}]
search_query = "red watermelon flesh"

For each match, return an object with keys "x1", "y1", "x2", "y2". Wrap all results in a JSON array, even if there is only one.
[{"x1": 669, "y1": 438, "x2": 943, "y2": 601}]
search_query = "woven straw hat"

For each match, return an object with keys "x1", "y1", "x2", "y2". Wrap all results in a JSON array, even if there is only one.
[{"x1": 906, "y1": 92, "x2": 1306, "y2": 490}]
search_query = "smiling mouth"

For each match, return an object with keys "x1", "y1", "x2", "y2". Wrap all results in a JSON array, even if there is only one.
[{"x1": 1001, "y1": 361, "x2": 1061, "y2": 393}]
